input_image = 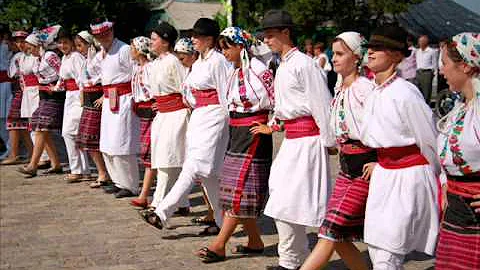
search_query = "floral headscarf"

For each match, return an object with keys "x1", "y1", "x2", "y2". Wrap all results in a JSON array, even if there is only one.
[
  {"x1": 220, "y1": 26, "x2": 256, "y2": 80},
  {"x1": 452, "y1": 32, "x2": 480, "y2": 69},
  {"x1": 438, "y1": 32, "x2": 480, "y2": 134},
  {"x1": 132, "y1": 36, "x2": 151, "y2": 57},
  {"x1": 174, "y1": 38, "x2": 195, "y2": 54}
]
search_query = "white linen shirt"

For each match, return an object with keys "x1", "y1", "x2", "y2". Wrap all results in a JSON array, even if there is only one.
[
  {"x1": 56, "y1": 51, "x2": 84, "y2": 90},
  {"x1": 33, "y1": 51, "x2": 61, "y2": 84},
  {"x1": 182, "y1": 49, "x2": 232, "y2": 108},
  {"x1": 132, "y1": 62, "x2": 154, "y2": 103},
  {"x1": 96, "y1": 39, "x2": 133, "y2": 85},
  {"x1": 149, "y1": 52, "x2": 186, "y2": 97},
  {"x1": 273, "y1": 48, "x2": 334, "y2": 147},
  {"x1": 331, "y1": 76, "x2": 375, "y2": 141},
  {"x1": 360, "y1": 74, "x2": 441, "y2": 174},
  {"x1": 225, "y1": 57, "x2": 274, "y2": 113}
]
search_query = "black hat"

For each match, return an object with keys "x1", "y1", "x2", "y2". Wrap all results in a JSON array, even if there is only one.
[
  {"x1": 192, "y1": 18, "x2": 219, "y2": 38},
  {"x1": 366, "y1": 25, "x2": 410, "y2": 56},
  {"x1": 261, "y1": 10, "x2": 295, "y2": 30},
  {"x1": 152, "y1": 21, "x2": 178, "y2": 46}
]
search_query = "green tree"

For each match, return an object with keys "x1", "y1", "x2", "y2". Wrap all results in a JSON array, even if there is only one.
[{"x1": 234, "y1": 0, "x2": 284, "y2": 32}]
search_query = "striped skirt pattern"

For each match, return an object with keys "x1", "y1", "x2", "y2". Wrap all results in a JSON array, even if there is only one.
[
  {"x1": 435, "y1": 192, "x2": 480, "y2": 270},
  {"x1": 318, "y1": 172, "x2": 370, "y2": 242},
  {"x1": 219, "y1": 124, "x2": 272, "y2": 218},
  {"x1": 30, "y1": 99, "x2": 64, "y2": 131},
  {"x1": 139, "y1": 116, "x2": 153, "y2": 168},
  {"x1": 75, "y1": 107, "x2": 101, "y2": 152},
  {"x1": 7, "y1": 88, "x2": 28, "y2": 130}
]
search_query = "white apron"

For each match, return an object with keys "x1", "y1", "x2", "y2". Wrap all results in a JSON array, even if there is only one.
[
  {"x1": 264, "y1": 135, "x2": 331, "y2": 227},
  {"x1": 61, "y1": 90, "x2": 83, "y2": 136},
  {"x1": 99, "y1": 94, "x2": 140, "y2": 156},
  {"x1": 151, "y1": 108, "x2": 189, "y2": 168}
]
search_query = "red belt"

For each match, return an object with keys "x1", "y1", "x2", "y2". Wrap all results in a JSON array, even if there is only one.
[
  {"x1": 0, "y1": 71, "x2": 14, "y2": 83},
  {"x1": 340, "y1": 140, "x2": 374, "y2": 155},
  {"x1": 229, "y1": 112, "x2": 269, "y2": 127},
  {"x1": 155, "y1": 93, "x2": 187, "y2": 113},
  {"x1": 377, "y1": 144, "x2": 429, "y2": 169},
  {"x1": 447, "y1": 174, "x2": 480, "y2": 198},
  {"x1": 39, "y1": 83, "x2": 56, "y2": 92},
  {"x1": 192, "y1": 88, "x2": 220, "y2": 108},
  {"x1": 83, "y1": 85, "x2": 103, "y2": 93},
  {"x1": 283, "y1": 116, "x2": 320, "y2": 139},
  {"x1": 136, "y1": 100, "x2": 154, "y2": 109},
  {"x1": 103, "y1": 82, "x2": 132, "y2": 97},
  {"x1": 64, "y1": 79, "x2": 79, "y2": 91},
  {"x1": 23, "y1": 74, "x2": 39, "y2": 87}
]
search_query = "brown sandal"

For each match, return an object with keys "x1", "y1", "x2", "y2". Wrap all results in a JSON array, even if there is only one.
[{"x1": 89, "y1": 178, "x2": 112, "y2": 188}]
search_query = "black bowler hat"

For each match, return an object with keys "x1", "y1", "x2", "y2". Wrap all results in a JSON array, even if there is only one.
[
  {"x1": 152, "y1": 21, "x2": 178, "y2": 46},
  {"x1": 365, "y1": 25, "x2": 410, "y2": 56},
  {"x1": 261, "y1": 10, "x2": 295, "y2": 30},
  {"x1": 192, "y1": 18, "x2": 219, "y2": 38}
]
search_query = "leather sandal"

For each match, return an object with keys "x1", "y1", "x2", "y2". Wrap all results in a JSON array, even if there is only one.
[
  {"x1": 139, "y1": 209, "x2": 163, "y2": 230},
  {"x1": 41, "y1": 167, "x2": 63, "y2": 175},
  {"x1": 1, "y1": 156, "x2": 23, "y2": 165},
  {"x1": 16, "y1": 167, "x2": 37, "y2": 178},
  {"x1": 196, "y1": 247, "x2": 226, "y2": 263}
]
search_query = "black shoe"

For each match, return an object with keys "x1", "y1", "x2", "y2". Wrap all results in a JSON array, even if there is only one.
[
  {"x1": 266, "y1": 266, "x2": 298, "y2": 270},
  {"x1": 173, "y1": 207, "x2": 190, "y2": 216},
  {"x1": 198, "y1": 225, "x2": 220, "y2": 236},
  {"x1": 103, "y1": 185, "x2": 121, "y2": 194},
  {"x1": 114, "y1": 189, "x2": 135, "y2": 198}
]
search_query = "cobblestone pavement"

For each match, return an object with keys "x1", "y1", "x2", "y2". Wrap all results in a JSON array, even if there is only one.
[{"x1": 0, "y1": 137, "x2": 435, "y2": 269}]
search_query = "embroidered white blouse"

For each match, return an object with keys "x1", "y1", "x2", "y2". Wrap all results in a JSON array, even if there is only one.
[{"x1": 225, "y1": 57, "x2": 274, "y2": 113}]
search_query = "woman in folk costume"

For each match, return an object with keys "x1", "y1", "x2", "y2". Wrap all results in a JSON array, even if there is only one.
[
  {"x1": 359, "y1": 25, "x2": 441, "y2": 269},
  {"x1": 175, "y1": 37, "x2": 219, "y2": 222},
  {"x1": 301, "y1": 32, "x2": 375, "y2": 270},
  {"x1": 435, "y1": 32, "x2": 480, "y2": 270},
  {"x1": 74, "y1": 30, "x2": 109, "y2": 187},
  {"x1": 128, "y1": 36, "x2": 156, "y2": 208},
  {"x1": 135, "y1": 23, "x2": 191, "y2": 213},
  {"x1": 2, "y1": 31, "x2": 33, "y2": 165},
  {"x1": 0, "y1": 29, "x2": 13, "y2": 159},
  {"x1": 174, "y1": 38, "x2": 198, "y2": 72},
  {"x1": 141, "y1": 18, "x2": 231, "y2": 236},
  {"x1": 89, "y1": 19, "x2": 139, "y2": 198},
  {"x1": 255, "y1": 10, "x2": 335, "y2": 270},
  {"x1": 52, "y1": 28, "x2": 91, "y2": 182},
  {"x1": 18, "y1": 25, "x2": 65, "y2": 178},
  {"x1": 195, "y1": 26, "x2": 274, "y2": 263}
]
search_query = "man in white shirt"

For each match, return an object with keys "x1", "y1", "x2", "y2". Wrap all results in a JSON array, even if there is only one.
[
  {"x1": 90, "y1": 19, "x2": 140, "y2": 198},
  {"x1": 415, "y1": 35, "x2": 438, "y2": 103}
]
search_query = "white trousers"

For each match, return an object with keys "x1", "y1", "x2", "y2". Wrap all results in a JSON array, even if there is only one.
[
  {"x1": 275, "y1": 219, "x2": 309, "y2": 270},
  {"x1": 102, "y1": 153, "x2": 139, "y2": 194},
  {"x1": 154, "y1": 163, "x2": 223, "y2": 227},
  {"x1": 63, "y1": 134, "x2": 90, "y2": 175},
  {"x1": 368, "y1": 245, "x2": 405, "y2": 270},
  {"x1": 30, "y1": 131, "x2": 49, "y2": 162},
  {"x1": 151, "y1": 167, "x2": 190, "y2": 209}
]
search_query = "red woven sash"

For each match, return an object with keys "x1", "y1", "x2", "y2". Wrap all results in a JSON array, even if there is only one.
[
  {"x1": 377, "y1": 144, "x2": 429, "y2": 169},
  {"x1": 191, "y1": 88, "x2": 219, "y2": 108},
  {"x1": 283, "y1": 116, "x2": 320, "y2": 139},
  {"x1": 155, "y1": 93, "x2": 187, "y2": 113}
]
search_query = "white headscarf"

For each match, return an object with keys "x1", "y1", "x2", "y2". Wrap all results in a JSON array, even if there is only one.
[{"x1": 335, "y1": 31, "x2": 367, "y2": 59}]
